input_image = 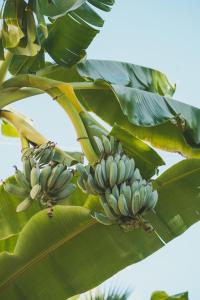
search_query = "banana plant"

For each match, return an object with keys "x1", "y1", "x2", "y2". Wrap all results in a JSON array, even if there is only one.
[{"x1": 0, "y1": 1, "x2": 199, "y2": 300}]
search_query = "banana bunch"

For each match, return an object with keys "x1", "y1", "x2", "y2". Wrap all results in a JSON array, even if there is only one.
[
  {"x1": 22, "y1": 142, "x2": 56, "y2": 166},
  {"x1": 94, "y1": 135, "x2": 123, "y2": 157},
  {"x1": 4, "y1": 157, "x2": 76, "y2": 216},
  {"x1": 77, "y1": 135, "x2": 158, "y2": 232}
]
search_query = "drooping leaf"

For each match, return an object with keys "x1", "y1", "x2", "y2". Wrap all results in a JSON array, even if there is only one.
[
  {"x1": 1, "y1": 120, "x2": 19, "y2": 137},
  {"x1": 110, "y1": 124, "x2": 164, "y2": 178},
  {"x1": 2, "y1": 0, "x2": 25, "y2": 49},
  {"x1": 37, "y1": 0, "x2": 86, "y2": 18},
  {"x1": 151, "y1": 291, "x2": 189, "y2": 300},
  {"x1": 77, "y1": 59, "x2": 175, "y2": 97},
  {"x1": 9, "y1": 51, "x2": 45, "y2": 75},
  {"x1": 0, "y1": 206, "x2": 163, "y2": 300},
  {"x1": 44, "y1": 15, "x2": 99, "y2": 67}
]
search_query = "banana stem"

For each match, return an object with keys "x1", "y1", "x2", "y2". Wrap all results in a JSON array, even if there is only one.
[
  {"x1": 0, "y1": 110, "x2": 48, "y2": 145},
  {"x1": 0, "y1": 51, "x2": 13, "y2": 85},
  {"x1": 48, "y1": 87, "x2": 98, "y2": 165},
  {"x1": 19, "y1": 135, "x2": 29, "y2": 150}
]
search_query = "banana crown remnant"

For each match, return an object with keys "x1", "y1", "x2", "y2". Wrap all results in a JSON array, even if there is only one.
[
  {"x1": 4, "y1": 142, "x2": 76, "y2": 217},
  {"x1": 77, "y1": 135, "x2": 158, "y2": 232}
]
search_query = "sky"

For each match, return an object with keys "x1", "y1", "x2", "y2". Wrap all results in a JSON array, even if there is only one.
[{"x1": 0, "y1": 0, "x2": 200, "y2": 299}]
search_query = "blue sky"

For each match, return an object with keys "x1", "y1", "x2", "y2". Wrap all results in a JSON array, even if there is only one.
[{"x1": 0, "y1": 1, "x2": 200, "y2": 299}]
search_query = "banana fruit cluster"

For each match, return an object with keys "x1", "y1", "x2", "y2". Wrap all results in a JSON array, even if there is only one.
[
  {"x1": 77, "y1": 135, "x2": 158, "y2": 232},
  {"x1": 4, "y1": 143, "x2": 76, "y2": 216}
]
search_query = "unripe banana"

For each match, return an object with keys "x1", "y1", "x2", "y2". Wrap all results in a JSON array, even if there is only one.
[
  {"x1": 30, "y1": 184, "x2": 42, "y2": 200},
  {"x1": 131, "y1": 190, "x2": 142, "y2": 215},
  {"x1": 95, "y1": 164, "x2": 106, "y2": 189},
  {"x1": 131, "y1": 181, "x2": 139, "y2": 195},
  {"x1": 30, "y1": 158, "x2": 36, "y2": 168},
  {"x1": 55, "y1": 183, "x2": 76, "y2": 200},
  {"x1": 16, "y1": 197, "x2": 32, "y2": 212},
  {"x1": 117, "y1": 159, "x2": 126, "y2": 184},
  {"x1": 138, "y1": 185, "x2": 147, "y2": 211},
  {"x1": 122, "y1": 185, "x2": 132, "y2": 211},
  {"x1": 109, "y1": 135, "x2": 116, "y2": 154},
  {"x1": 100, "y1": 159, "x2": 108, "y2": 184},
  {"x1": 76, "y1": 163, "x2": 88, "y2": 180},
  {"x1": 23, "y1": 158, "x2": 32, "y2": 182},
  {"x1": 107, "y1": 194, "x2": 120, "y2": 215},
  {"x1": 112, "y1": 185, "x2": 119, "y2": 199},
  {"x1": 118, "y1": 194, "x2": 129, "y2": 216},
  {"x1": 124, "y1": 159, "x2": 132, "y2": 181},
  {"x1": 94, "y1": 136, "x2": 104, "y2": 154},
  {"x1": 93, "y1": 212, "x2": 114, "y2": 225},
  {"x1": 105, "y1": 156, "x2": 113, "y2": 176},
  {"x1": 117, "y1": 142, "x2": 123, "y2": 153},
  {"x1": 30, "y1": 164, "x2": 40, "y2": 187},
  {"x1": 144, "y1": 190, "x2": 158, "y2": 211},
  {"x1": 114, "y1": 154, "x2": 121, "y2": 163},
  {"x1": 128, "y1": 159, "x2": 136, "y2": 179},
  {"x1": 47, "y1": 164, "x2": 65, "y2": 190},
  {"x1": 87, "y1": 174, "x2": 103, "y2": 195},
  {"x1": 14, "y1": 167, "x2": 30, "y2": 191},
  {"x1": 102, "y1": 202, "x2": 117, "y2": 220},
  {"x1": 109, "y1": 160, "x2": 118, "y2": 188},
  {"x1": 4, "y1": 183, "x2": 29, "y2": 197},
  {"x1": 102, "y1": 135, "x2": 111, "y2": 154},
  {"x1": 131, "y1": 168, "x2": 141, "y2": 183},
  {"x1": 77, "y1": 177, "x2": 87, "y2": 193},
  {"x1": 53, "y1": 169, "x2": 72, "y2": 190},
  {"x1": 39, "y1": 165, "x2": 52, "y2": 190},
  {"x1": 38, "y1": 148, "x2": 52, "y2": 165}
]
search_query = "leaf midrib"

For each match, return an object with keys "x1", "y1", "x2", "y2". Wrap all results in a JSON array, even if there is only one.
[{"x1": 0, "y1": 219, "x2": 96, "y2": 293}]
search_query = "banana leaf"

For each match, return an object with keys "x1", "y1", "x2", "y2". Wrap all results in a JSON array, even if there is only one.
[
  {"x1": 1, "y1": 120, "x2": 19, "y2": 137},
  {"x1": 151, "y1": 291, "x2": 188, "y2": 300},
  {"x1": 0, "y1": 206, "x2": 163, "y2": 300}
]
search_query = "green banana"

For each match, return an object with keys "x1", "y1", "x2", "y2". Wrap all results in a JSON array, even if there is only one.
[
  {"x1": 37, "y1": 148, "x2": 52, "y2": 165},
  {"x1": 107, "y1": 194, "x2": 120, "y2": 215},
  {"x1": 95, "y1": 164, "x2": 106, "y2": 189},
  {"x1": 114, "y1": 154, "x2": 121, "y2": 163},
  {"x1": 117, "y1": 159, "x2": 126, "y2": 184},
  {"x1": 109, "y1": 160, "x2": 118, "y2": 188},
  {"x1": 102, "y1": 202, "x2": 117, "y2": 220},
  {"x1": 47, "y1": 164, "x2": 65, "y2": 190},
  {"x1": 144, "y1": 190, "x2": 158, "y2": 211},
  {"x1": 30, "y1": 184, "x2": 42, "y2": 200},
  {"x1": 102, "y1": 135, "x2": 111, "y2": 154},
  {"x1": 4, "y1": 183, "x2": 28, "y2": 197},
  {"x1": 124, "y1": 159, "x2": 132, "y2": 181},
  {"x1": 118, "y1": 194, "x2": 129, "y2": 216},
  {"x1": 14, "y1": 167, "x2": 30, "y2": 190},
  {"x1": 109, "y1": 136, "x2": 116, "y2": 154},
  {"x1": 131, "y1": 181, "x2": 139, "y2": 195},
  {"x1": 94, "y1": 136, "x2": 104, "y2": 154},
  {"x1": 117, "y1": 142, "x2": 123, "y2": 154},
  {"x1": 76, "y1": 163, "x2": 88, "y2": 180},
  {"x1": 100, "y1": 159, "x2": 108, "y2": 184},
  {"x1": 30, "y1": 164, "x2": 40, "y2": 187},
  {"x1": 16, "y1": 197, "x2": 32, "y2": 212},
  {"x1": 93, "y1": 212, "x2": 114, "y2": 225},
  {"x1": 132, "y1": 168, "x2": 141, "y2": 181},
  {"x1": 112, "y1": 185, "x2": 119, "y2": 199},
  {"x1": 23, "y1": 158, "x2": 32, "y2": 182},
  {"x1": 87, "y1": 174, "x2": 103, "y2": 195},
  {"x1": 39, "y1": 165, "x2": 52, "y2": 190},
  {"x1": 53, "y1": 169, "x2": 72, "y2": 190},
  {"x1": 77, "y1": 177, "x2": 87, "y2": 193},
  {"x1": 131, "y1": 190, "x2": 141, "y2": 215},
  {"x1": 122, "y1": 185, "x2": 132, "y2": 211},
  {"x1": 105, "y1": 155, "x2": 113, "y2": 176},
  {"x1": 55, "y1": 184, "x2": 76, "y2": 200}
]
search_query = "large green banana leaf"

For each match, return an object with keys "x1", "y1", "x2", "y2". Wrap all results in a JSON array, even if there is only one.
[
  {"x1": 0, "y1": 206, "x2": 164, "y2": 300},
  {"x1": 4, "y1": 0, "x2": 114, "y2": 75},
  {"x1": 69, "y1": 60, "x2": 200, "y2": 158},
  {"x1": 0, "y1": 159, "x2": 199, "y2": 299}
]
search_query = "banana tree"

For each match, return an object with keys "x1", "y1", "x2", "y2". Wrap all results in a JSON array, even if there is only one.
[{"x1": 0, "y1": 1, "x2": 199, "y2": 299}]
